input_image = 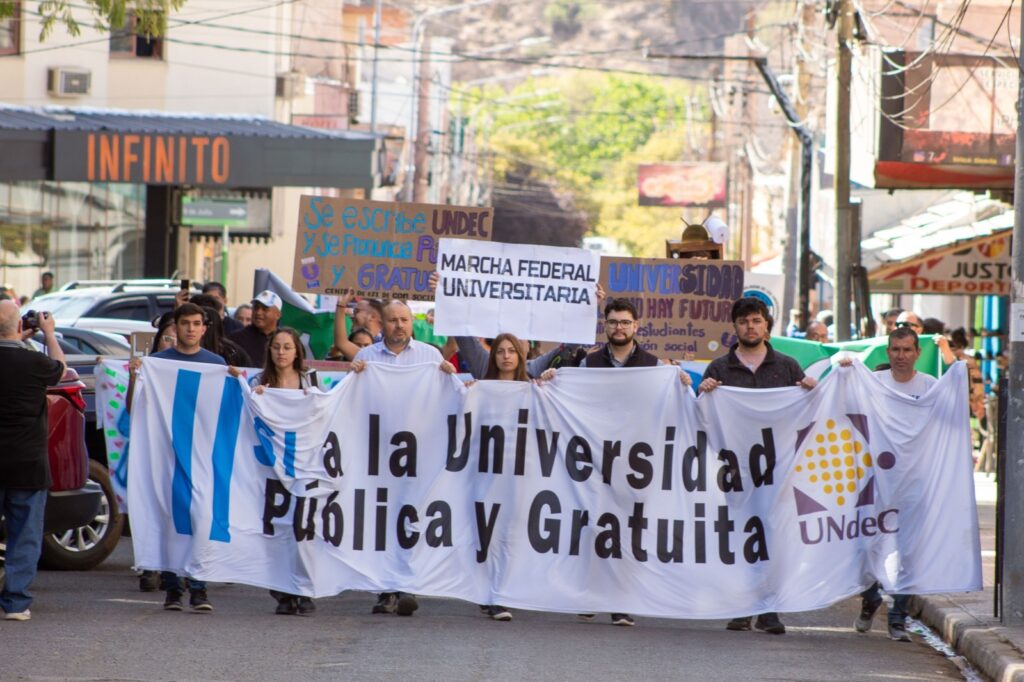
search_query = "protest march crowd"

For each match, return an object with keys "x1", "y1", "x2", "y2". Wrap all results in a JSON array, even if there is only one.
[{"x1": 0, "y1": 263, "x2": 981, "y2": 647}]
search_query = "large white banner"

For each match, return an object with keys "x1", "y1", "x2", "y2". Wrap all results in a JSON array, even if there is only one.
[
  {"x1": 129, "y1": 359, "x2": 981, "y2": 618},
  {"x1": 433, "y1": 238, "x2": 599, "y2": 344}
]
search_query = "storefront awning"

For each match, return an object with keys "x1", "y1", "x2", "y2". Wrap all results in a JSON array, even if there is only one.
[
  {"x1": 864, "y1": 192, "x2": 1012, "y2": 295},
  {"x1": 0, "y1": 104, "x2": 380, "y2": 189}
]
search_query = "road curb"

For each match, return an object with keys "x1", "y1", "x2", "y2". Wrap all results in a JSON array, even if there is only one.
[{"x1": 912, "y1": 594, "x2": 1024, "y2": 681}]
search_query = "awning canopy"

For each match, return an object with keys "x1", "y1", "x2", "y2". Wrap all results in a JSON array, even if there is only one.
[
  {"x1": 864, "y1": 192, "x2": 1012, "y2": 296},
  {"x1": 0, "y1": 104, "x2": 381, "y2": 189}
]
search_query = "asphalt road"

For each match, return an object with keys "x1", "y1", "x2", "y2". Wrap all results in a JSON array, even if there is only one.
[{"x1": 2, "y1": 539, "x2": 966, "y2": 682}]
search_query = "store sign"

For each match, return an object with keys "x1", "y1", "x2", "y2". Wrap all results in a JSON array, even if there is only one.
[
  {"x1": 637, "y1": 163, "x2": 727, "y2": 207},
  {"x1": 870, "y1": 232, "x2": 1012, "y2": 295},
  {"x1": 51, "y1": 130, "x2": 378, "y2": 189}
]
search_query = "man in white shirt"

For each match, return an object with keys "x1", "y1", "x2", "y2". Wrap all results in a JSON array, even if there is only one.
[
  {"x1": 855, "y1": 326, "x2": 936, "y2": 641},
  {"x1": 350, "y1": 299, "x2": 455, "y2": 617}
]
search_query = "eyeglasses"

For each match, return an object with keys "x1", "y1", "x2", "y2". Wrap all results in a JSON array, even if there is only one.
[
  {"x1": 896, "y1": 321, "x2": 922, "y2": 330},
  {"x1": 605, "y1": 319, "x2": 634, "y2": 328}
]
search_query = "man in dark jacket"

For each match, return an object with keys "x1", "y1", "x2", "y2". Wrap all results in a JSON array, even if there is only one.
[
  {"x1": 699, "y1": 297, "x2": 817, "y2": 635},
  {"x1": 0, "y1": 302, "x2": 66, "y2": 622}
]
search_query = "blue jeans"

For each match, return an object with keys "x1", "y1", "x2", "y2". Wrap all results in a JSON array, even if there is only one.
[
  {"x1": 159, "y1": 572, "x2": 206, "y2": 593},
  {"x1": 0, "y1": 488, "x2": 47, "y2": 614},
  {"x1": 862, "y1": 582, "x2": 909, "y2": 625}
]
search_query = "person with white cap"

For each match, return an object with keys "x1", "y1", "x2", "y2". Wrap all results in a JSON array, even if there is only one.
[{"x1": 228, "y1": 290, "x2": 282, "y2": 364}]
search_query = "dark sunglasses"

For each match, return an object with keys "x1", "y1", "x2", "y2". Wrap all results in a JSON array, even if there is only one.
[{"x1": 896, "y1": 321, "x2": 921, "y2": 329}]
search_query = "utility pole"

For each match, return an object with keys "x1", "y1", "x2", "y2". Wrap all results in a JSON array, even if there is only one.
[
  {"x1": 413, "y1": 34, "x2": 432, "y2": 202},
  {"x1": 370, "y1": 0, "x2": 382, "y2": 134},
  {"x1": 1001, "y1": 4, "x2": 1024, "y2": 627},
  {"x1": 783, "y1": 0, "x2": 817, "y2": 328},
  {"x1": 834, "y1": 0, "x2": 854, "y2": 340}
]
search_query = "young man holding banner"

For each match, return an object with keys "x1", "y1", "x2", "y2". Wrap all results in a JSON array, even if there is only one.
[
  {"x1": 698, "y1": 297, "x2": 817, "y2": 635},
  {"x1": 542, "y1": 298, "x2": 692, "y2": 627},
  {"x1": 350, "y1": 299, "x2": 457, "y2": 616}
]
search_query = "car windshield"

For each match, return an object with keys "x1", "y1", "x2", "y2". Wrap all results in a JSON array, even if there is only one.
[{"x1": 29, "y1": 294, "x2": 99, "y2": 321}]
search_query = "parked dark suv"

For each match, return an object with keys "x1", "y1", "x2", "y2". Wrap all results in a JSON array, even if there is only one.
[{"x1": 1, "y1": 365, "x2": 118, "y2": 581}]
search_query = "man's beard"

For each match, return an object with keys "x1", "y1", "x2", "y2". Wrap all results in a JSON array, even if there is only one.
[
  {"x1": 737, "y1": 336, "x2": 763, "y2": 349},
  {"x1": 608, "y1": 335, "x2": 633, "y2": 348}
]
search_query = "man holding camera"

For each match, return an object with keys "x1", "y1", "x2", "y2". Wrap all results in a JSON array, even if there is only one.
[{"x1": 0, "y1": 302, "x2": 66, "y2": 622}]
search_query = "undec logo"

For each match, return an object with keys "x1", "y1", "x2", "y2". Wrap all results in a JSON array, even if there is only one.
[{"x1": 792, "y1": 415, "x2": 899, "y2": 544}]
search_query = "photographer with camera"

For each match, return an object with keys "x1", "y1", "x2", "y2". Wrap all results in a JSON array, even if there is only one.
[{"x1": 0, "y1": 302, "x2": 66, "y2": 622}]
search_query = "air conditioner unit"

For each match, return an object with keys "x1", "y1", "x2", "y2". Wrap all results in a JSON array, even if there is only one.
[
  {"x1": 275, "y1": 71, "x2": 312, "y2": 100},
  {"x1": 47, "y1": 67, "x2": 92, "y2": 98}
]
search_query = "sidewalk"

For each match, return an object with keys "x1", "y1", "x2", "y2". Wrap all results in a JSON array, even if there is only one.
[{"x1": 911, "y1": 474, "x2": 1024, "y2": 681}]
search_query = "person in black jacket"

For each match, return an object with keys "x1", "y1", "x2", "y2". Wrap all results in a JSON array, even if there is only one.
[{"x1": 541, "y1": 298, "x2": 690, "y2": 628}]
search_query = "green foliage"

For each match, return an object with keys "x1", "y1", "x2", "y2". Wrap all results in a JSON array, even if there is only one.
[
  {"x1": 543, "y1": 0, "x2": 593, "y2": 39},
  {"x1": 0, "y1": 0, "x2": 185, "y2": 41},
  {"x1": 464, "y1": 74, "x2": 708, "y2": 256}
]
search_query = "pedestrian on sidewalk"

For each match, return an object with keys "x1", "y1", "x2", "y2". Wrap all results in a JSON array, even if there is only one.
[{"x1": 0, "y1": 303, "x2": 66, "y2": 622}]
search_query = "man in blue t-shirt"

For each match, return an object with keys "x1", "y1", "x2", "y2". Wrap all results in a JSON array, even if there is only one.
[{"x1": 128, "y1": 302, "x2": 225, "y2": 613}]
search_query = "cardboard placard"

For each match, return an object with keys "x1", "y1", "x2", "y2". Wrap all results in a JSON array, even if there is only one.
[
  {"x1": 599, "y1": 257, "x2": 744, "y2": 360},
  {"x1": 292, "y1": 196, "x2": 493, "y2": 301}
]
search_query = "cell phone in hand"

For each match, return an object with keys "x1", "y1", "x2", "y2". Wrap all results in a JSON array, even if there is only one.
[{"x1": 180, "y1": 279, "x2": 190, "y2": 291}]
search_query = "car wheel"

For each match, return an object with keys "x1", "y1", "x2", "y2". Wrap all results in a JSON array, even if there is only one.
[{"x1": 40, "y1": 460, "x2": 124, "y2": 571}]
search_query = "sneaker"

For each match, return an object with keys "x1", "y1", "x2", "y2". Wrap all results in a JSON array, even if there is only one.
[
  {"x1": 396, "y1": 593, "x2": 419, "y2": 616},
  {"x1": 577, "y1": 613, "x2": 596, "y2": 621},
  {"x1": 726, "y1": 616, "x2": 752, "y2": 631},
  {"x1": 755, "y1": 613, "x2": 786, "y2": 635},
  {"x1": 3, "y1": 610, "x2": 30, "y2": 621},
  {"x1": 139, "y1": 570, "x2": 160, "y2": 593},
  {"x1": 296, "y1": 597, "x2": 316, "y2": 616},
  {"x1": 888, "y1": 622, "x2": 911, "y2": 642},
  {"x1": 189, "y1": 589, "x2": 213, "y2": 612},
  {"x1": 479, "y1": 604, "x2": 490, "y2": 615},
  {"x1": 163, "y1": 591, "x2": 184, "y2": 611},
  {"x1": 611, "y1": 613, "x2": 635, "y2": 627},
  {"x1": 373, "y1": 593, "x2": 398, "y2": 614},
  {"x1": 486, "y1": 605, "x2": 512, "y2": 621},
  {"x1": 855, "y1": 600, "x2": 881, "y2": 633},
  {"x1": 275, "y1": 597, "x2": 298, "y2": 615}
]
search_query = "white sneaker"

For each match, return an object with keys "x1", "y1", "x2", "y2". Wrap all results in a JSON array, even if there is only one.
[{"x1": 4, "y1": 609, "x2": 31, "y2": 621}]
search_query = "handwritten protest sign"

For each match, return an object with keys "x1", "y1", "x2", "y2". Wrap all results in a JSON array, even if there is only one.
[
  {"x1": 434, "y1": 239, "x2": 599, "y2": 344},
  {"x1": 292, "y1": 196, "x2": 493, "y2": 300},
  {"x1": 600, "y1": 257, "x2": 744, "y2": 360}
]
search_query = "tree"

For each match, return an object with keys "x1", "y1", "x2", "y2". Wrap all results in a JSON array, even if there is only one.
[
  {"x1": 0, "y1": 0, "x2": 185, "y2": 41},
  {"x1": 464, "y1": 73, "x2": 709, "y2": 255}
]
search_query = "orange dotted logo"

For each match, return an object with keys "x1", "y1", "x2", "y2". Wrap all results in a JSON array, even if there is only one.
[{"x1": 792, "y1": 414, "x2": 896, "y2": 515}]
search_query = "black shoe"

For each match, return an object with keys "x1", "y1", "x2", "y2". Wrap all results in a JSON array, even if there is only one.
[
  {"x1": 139, "y1": 570, "x2": 160, "y2": 592},
  {"x1": 611, "y1": 613, "x2": 635, "y2": 626},
  {"x1": 888, "y1": 622, "x2": 911, "y2": 642},
  {"x1": 726, "y1": 616, "x2": 752, "y2": 631},
  {"x1": 372, "y1": 593, "x2": 398, "y2": 614},
  {"x1": 276, "y1": 596, "x2": 298, "y2": 615},
  {"x1": 189, "y1": 589, "x2": 213, "y2": 612},
  {"x1": 754, "y1": 613, "x2": 785, "y2": 635},
  {"x1": 163, "y1": 590, "x2": 183, "y2": 611},
  {"x1": 396, "y1": 593, "x2": 419, "y2": 616},
  {"x1": 485, "y1": 605, "x2": 512, "y2": 621},
  {"x1": 296, "y1": 597, "x2": 316, "y2": 616},
  {"x1": 855, "y1": 600, "x2": 881, "y2": 633},
  {"x1": 577, "y1": 613, "x2": 596, "y2": 621}
]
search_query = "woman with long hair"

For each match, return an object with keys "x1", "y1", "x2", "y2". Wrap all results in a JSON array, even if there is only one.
[
  {"x1": 475, "y1": 333, "x2": 530, "y2": 622},
  {"x1": 248, "y1": 327, "x2": 318, "y2": 615}
]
